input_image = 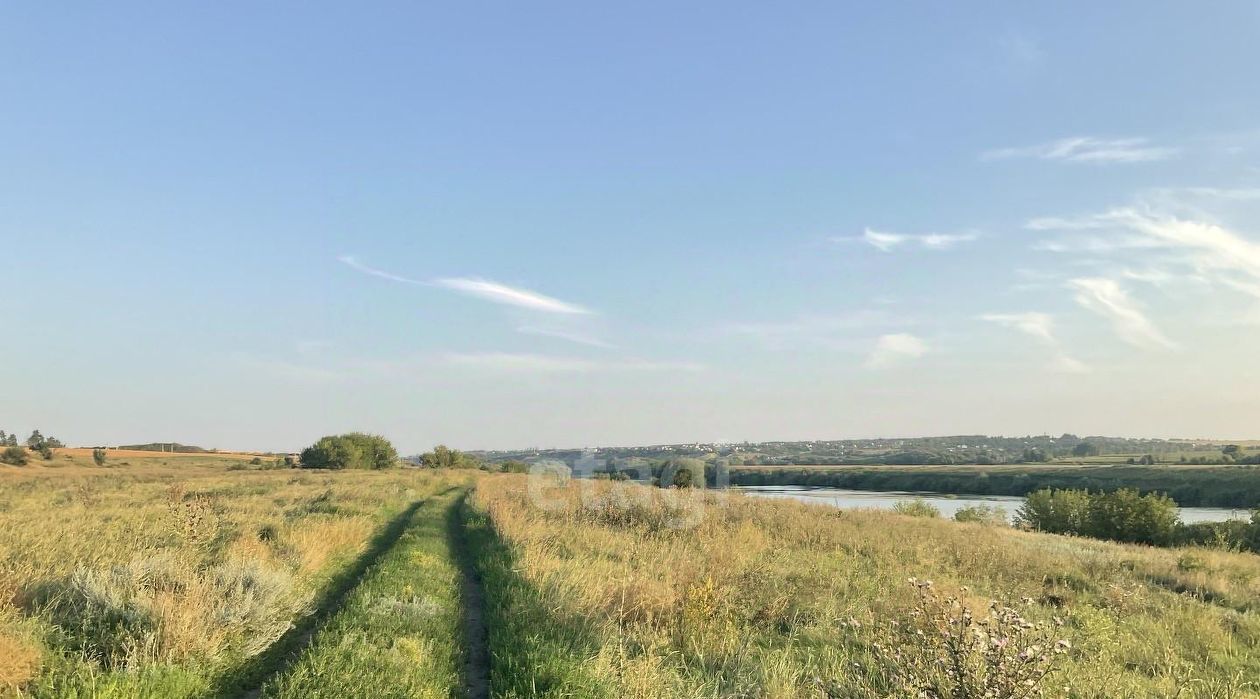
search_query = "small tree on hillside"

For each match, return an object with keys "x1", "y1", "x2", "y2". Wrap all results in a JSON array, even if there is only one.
[
  {"x1": 93, "y1": 448, "x2": 108, "y2": 467},
  {"x1": 1, "y1": 445, "x2": 28, "y2": 466},
  {"x1": 25, "y1": 430, "x2": 44, "y2": 449}
]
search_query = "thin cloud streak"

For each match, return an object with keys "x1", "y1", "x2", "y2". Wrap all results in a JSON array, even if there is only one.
[
  {"x1": 338, "y1": 255, "x2": 426, "y2": 284},
  {"x1": 338, "y1": 255, "x2": 594, "y2": 315},
  {"x1": 983, "y1": 136, "x2": 1177, "y2": 164},
  {"x1": 1067, "y1": 278, "x2": 1177, "y2": 350},
  {"x1": 432, "y1": 278, "x2": 593, "y2": 315},
  {"x1": 979, "y1": 312, "x2": 1055, "y2": 343},
  {"x1": 849, "y1": 228, "x2": 979, "y2": 253}
]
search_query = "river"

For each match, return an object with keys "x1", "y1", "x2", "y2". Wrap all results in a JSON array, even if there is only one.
[{"x1": 734, "y1": 485, "x2": 1250, "y2": 524}]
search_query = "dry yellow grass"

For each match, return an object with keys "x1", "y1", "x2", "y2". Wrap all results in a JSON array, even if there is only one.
[
  {"x1": 471, "y1": 475, "x2": 1260, "y2": 698},
  {"x1": 0, "y1": 462, "x2": 452, "y2": 697},
  {"x1": 0, "y1": 631, "x2": 40, "y2": 691}
]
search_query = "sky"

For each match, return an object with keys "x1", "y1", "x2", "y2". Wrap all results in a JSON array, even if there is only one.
[{"x1": 3, "y1": 2, "x2": 1260, "y2": 453}]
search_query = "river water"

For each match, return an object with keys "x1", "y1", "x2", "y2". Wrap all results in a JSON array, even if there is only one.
[{"x1": 734, "y1": 485, "x2": 1250, "y2": 524}]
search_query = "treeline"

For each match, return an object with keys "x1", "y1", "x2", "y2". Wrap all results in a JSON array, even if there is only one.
[
  {"x1": 1017, "y1": 488, "x2": 1260, "y2": 552},
  {"x1": 730, "y1": 465, "x2": 1260, "y2": 508}
]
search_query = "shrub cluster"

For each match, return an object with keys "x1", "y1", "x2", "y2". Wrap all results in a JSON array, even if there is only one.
[
  {"x1": 1017, "y1": 488, "x2": 1179, "y2": 545},
  {"x1": 418, "y1": 444, "x2": 482, "y2": 469},
  {"x1": 299, "y1": 433, "x2": 398, "y2": 470},
  {"x1": 953, "y1": 504, "x2": 1009, "y2": 525},
  {"x1": 1, "y1": 445, "x2": 28, "y2": 466},
  {"x1": 893, "y1": 499, "x2": 940, "y2": 518}
]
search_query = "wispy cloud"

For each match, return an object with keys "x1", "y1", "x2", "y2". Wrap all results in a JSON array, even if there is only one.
[
  {"x1": 1067, "y1": 278, "x2": 1177, "y2": 350},
  {"x1": 1030, "y1": 203, "x2": 1260, "y2": 300},
  {"x1": 865, "y1": 333, "x2": 929, "y2": 369},
  {"x1": 432, "y1": 278, "x2": 592, "y2": 315},
  {"x1": 1050, "y1": 354, "x2": 1091, "y2": 374},
  {"x1": 439, "y1": 352, "x2": 704, "y2": 374},
  {"x1": 338, "y1": 255, "x2": 425, "y2": 284},
  {"x1": 338, "y1": 255, "x2": 593, "y2": 315},
  {"x1": 982, "y1": 136, "x2": 1178, "y2": 164},
  {"x1": 846, "y1": 228, "x2": 979, "y2": 253},
  {"x1": 979, "y1": 312, "x2": 1089, "y2": 373},
  {"x1": 979, "y1": 312, "x2": 1055, "y2": 343}
]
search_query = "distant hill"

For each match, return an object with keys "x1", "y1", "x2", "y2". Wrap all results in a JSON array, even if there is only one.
[{"x1": 117, "y1": 442, "x2": 210, "y2": 453}]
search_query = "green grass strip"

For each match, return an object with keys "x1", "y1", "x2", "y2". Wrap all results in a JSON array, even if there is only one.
[
  {"x1": 462, "y1": 496, "x2": 614, "y2": 699},
  {"x1": 261, "y1": 488, "x2": 467, "y2": 699}
]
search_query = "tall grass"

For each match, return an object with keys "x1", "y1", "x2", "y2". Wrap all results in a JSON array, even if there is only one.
[
  {"x1": 0, "y1": 462, "x2": 449, "y2": 697},
  {"x1": 468, "y1": 475, "x2": 1260, "y2": 698}
]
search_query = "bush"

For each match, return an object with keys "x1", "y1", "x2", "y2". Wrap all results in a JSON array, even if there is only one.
[
  {"x1": 953, "y1": 504, "x2": 1008, "y2": 525},
  {"x1": 1085, "y1": 489, "x2": 1178, "y2": 545},
  {"x1": 92, "y1": 448, "x2": 107, "y2": 467},
  {"x1": 299, "y1": 433, "x2": 398, "y2": 470},
  {"x1": 419, "y1": 444, "x2": 481, "y2": 470},
  {"x1": 1019, "y1": 488, "x2": 1180, "y2": 546},
  {"x1": 0, "y1": 446, "x2": 28, "y2": 466},
  {"x1": 1017, "y1": 489, "x2": 1090, "y2": 534},
  {"x1": 499, "y1": 460, "x2": 529, "y2": 473},
  {"x1": 893, "y1": 499, "x2": 940, "y2": 518}
]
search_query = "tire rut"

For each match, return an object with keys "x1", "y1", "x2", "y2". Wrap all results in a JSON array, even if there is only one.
[{"x1": 450, "y1": 491, "x2": 490, "y2": 699}]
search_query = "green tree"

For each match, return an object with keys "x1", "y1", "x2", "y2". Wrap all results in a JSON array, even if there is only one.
[
  {"x1": 420, "y1": 444, "x2": 480, "y2": 469},
  {"x1": 1223, "y1": 444, "x2": 1242, "y2": 457},
  {"x1": 299, "y1": 433, "x2": 398, "y2": 470},
  {"x1": 0, "y1": 445, "x2": 28, "y2": 466},
  {"x1": 92, "y1": 448, "x2": 107, "y2": 467},
  {"x1": 1086, "y1": 489, "x2": 1178, "y2": 545},
  {"x1": 1017, "y1": 489, "x2": 1090, "y2": 534},
  {"x1": 25, "y1": 430, "x2": 44, "y2": 449}
]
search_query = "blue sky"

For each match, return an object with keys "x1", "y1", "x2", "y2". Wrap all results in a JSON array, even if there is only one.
[{"x1": 3, "y1": 2, "x2": 1260, "y2": 452}]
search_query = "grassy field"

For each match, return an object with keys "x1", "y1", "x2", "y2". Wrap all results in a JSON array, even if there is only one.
[
  {"x1": 4, "y1": 457, "x2": 1260, "y2": 698},
  {"x1": 0, "y1": 456, "x2": 464, "y2": 697},
  {"x1": 730, "y1": 463, "x2": 1260, "y2": 508},
  {"x1": 466, "y1": 475, "x2": 1260, "y2": 698}
]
